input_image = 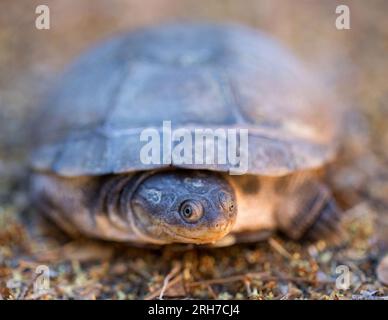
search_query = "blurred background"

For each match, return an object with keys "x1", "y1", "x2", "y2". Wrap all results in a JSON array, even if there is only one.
[{"x1": 0, "y1": 0, "x2": 387, "y2": 299}]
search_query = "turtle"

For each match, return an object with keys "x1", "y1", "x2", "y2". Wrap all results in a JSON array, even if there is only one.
[{"x1": 29, "y1": 23, "x2": 342, "y2": 246}]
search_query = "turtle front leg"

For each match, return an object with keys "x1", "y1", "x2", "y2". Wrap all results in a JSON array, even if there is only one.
[{"x1": 275, "y1": 180, "x2": 342, "y2": 241}]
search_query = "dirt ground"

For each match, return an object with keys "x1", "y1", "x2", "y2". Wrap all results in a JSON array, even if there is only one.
[{"x1": 0, "y1": 0, "x2": 387, "y2": 299}]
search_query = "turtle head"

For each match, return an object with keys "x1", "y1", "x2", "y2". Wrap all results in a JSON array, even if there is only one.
[{"x1": 131, "y1": 170, "x2": 237, "y2": 244}]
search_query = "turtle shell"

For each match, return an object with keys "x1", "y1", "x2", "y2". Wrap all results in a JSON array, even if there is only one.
[{"x1": 31, "y1": 23, "x2": 340, "y2": 177}]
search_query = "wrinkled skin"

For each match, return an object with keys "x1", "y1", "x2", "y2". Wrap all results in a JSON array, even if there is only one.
[{"x1": 31, "y1": 170, "x2": 237, "y2": 245}]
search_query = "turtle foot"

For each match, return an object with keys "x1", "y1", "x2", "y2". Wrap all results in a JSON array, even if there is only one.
[{"x1": 276, "y1": 181, "x2": 342, "y2": 242}]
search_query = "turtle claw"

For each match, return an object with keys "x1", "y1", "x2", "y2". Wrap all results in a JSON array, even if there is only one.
[
  {"x1": 302, "y1": 198, "x2": 343, "y2": 243},
  {"x1": 276, "y1": 181, "x2": 343, "y2": 242}
]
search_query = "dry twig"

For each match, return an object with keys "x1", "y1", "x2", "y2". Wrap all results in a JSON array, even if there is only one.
[{"x1": 144, "y1": 264, "x2": 182, "y2": 300}]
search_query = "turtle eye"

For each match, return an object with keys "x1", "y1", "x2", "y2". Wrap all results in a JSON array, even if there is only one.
[{"x1": 179, "y1": 200, "x2": 203, "y2": 223}]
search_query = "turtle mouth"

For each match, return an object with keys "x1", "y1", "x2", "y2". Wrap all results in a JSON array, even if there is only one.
[
  {"x1": 131, "y1": 206, "x2": 234, "y2": 244},
  {"x1": 160, "y1": 220, "x2": 234, "y2": 244}
]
